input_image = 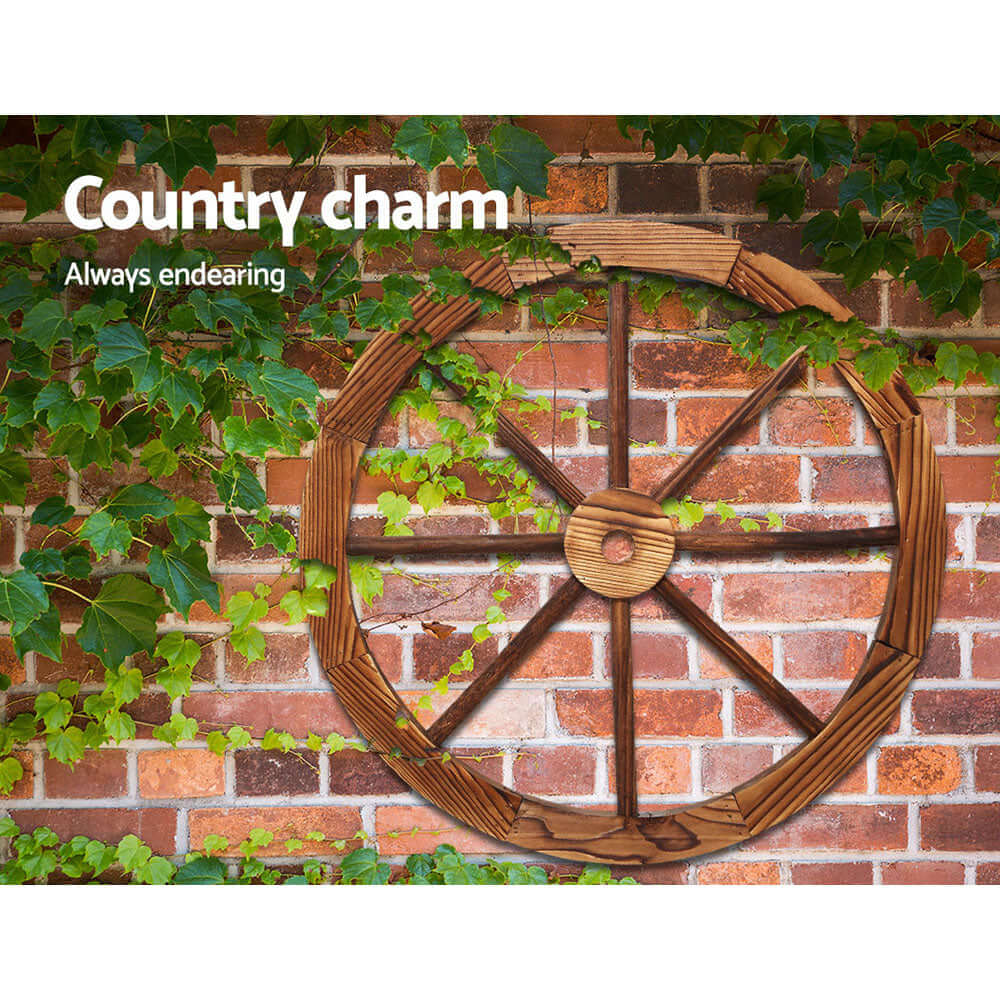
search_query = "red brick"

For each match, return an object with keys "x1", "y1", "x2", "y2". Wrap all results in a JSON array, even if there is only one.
[
  {"x1": 216, "y1": 513, "x2": 297, "y2": 564},
  {"x1": 188, "y1": 806, "x2": 362, "y2": 856},
  {"x1": 791, "y1": 862, "x2": 873, "y2": 885},
  {"x1": 882, "y1": 861, "x2": 965, "y2": 885},
  {"x1": 697, "y1": 861, "x2": 780, "y2": 885},
  {"x1": 138, "y1": 749, "x2": 225, "y2": 799},
  {"x1": 529, "y1": 164, "x2": 608, "y2": 214},
  {"x1": 921, "y1": 803, "x2": 1000, "y2": 851},
  {"x1": 375, "y1": 804, "x2": 507, "y2": 856},
  {"x1": 588, "y1": 397, "x2": 668, "y2": 447},
  {"x1": 702, "y1": 743, "x2": 773, "y2": 794},
  {"x1": 45, "y1": 750, "x2": 127, "y2": 799},
  {"x1": 675, "y1": 397, "x2": 759, "y2": 447},
  {"x1": 974, "y1": 746, "x2": 1000, "y2": 791},
  {"x1": 734, "y1": 689, "x2": 845, "y2": 738},
  {"x1": 283, "y1": 341, "x2": 353, "y2": 391},
  {"x1": 182, "y1": 691, "x2": 355, "y2": 739},
  {"x1": 783, "y1": 631, "x2": 869, "y2": 680},
  {"x1": 633, "y1": 341, "x2": 775, "y2": 392},
  {"x1": 977, "y1": 863, "x2": 1000, "y2": 884},
  {"x1": 515, "y1": 631, "x2": 594, "y2": 679},
  {"x1": 249, "y1": 165, "x2": 337, "y2": 215},
  {"x1": 723, "y1": 571, "x2": 888, "y2": 622},
  {"x1": 975, "y1": 516, "x2": 1000, "y2": 561},
  {"x1": 413, "y1": 633, "x2": 499, "y2": 683},
  {"x1": 912, "y1": 689, "x2": 1000, "y2": 735},
  {"x1": 555, "y1": 689, "x2": 721, "y2": 737},
  {"x1": 877, "y1": 745, "x2": 962, "y2": 795},
  {"x1": 633, "y1": 453, "x2": 801, "y2": 504},
  {"x1": 940, "y1": 456, "x2": 1000, "y2": 503},
  {"x1": 888, "y1": 282, "x2": 974, "y2": 329},
  {"x1": 940, "y1": 570, "x2": 1000, "y2": 620},
  {"x1": 226, "y1": 633, "x2": 310, "y2": 684},
  {"x1": 0, "y1": 636, "x2": 26, "y2": 687},
  {"x1": 768, "y1": 397, "x2": 854, "y2": 447},
  {"x1": 617, "y1": 164, "x2": 700, "y2": 214},
  {"x1": 367, "y1": 571, "x2": 539, "y2": 621},
  {"x1": 751, "y1": 803, "x2": 907, "y2": 851},
  {"x1": 329, "y1": 749, "x2": 409, "y2": 795},
  {"x1": 628, "y1": 632, "x2": 688, "y2": 680},
  {"x1": 972, "y1": 633, "x2": 1000, "y2": 678},
  {"x1": 610, "y1": 745, "x2": 691, "y2": 796},
  {"x1": 735, "y1": 223, "x2": 822, "y2": 270},
  {"x1": 265, "y1": 458, "x2": 308, "y2": 505},
  {"x1": 915, "y1": 631, "x2": 962, "y2": 679},
  {"x1": 811, "y1": 455, "x2": 892, "y2": 503},
  {"x1": 364, "y1": 633, "x2": 403, "y2": 684},
  {"x1": 699, "y1": 632, "x2": 773, "y2": 680},
  {"x1": 234, "y1": 749, "x2": 319, "y2": 797},
  {"x1": 513, "y1": 746, "x2": 596, "y2": 794},
  {"x1": 8, "y1": 808, "x2": 177, "y2": 855},
  {"x1": 514, "y1": 116, "x2": 641, "y2": 155},
  {"x1": 401, "y1": 688, "x2": 545, "y2": 739},
  {"x1": 628, "y1": 289, "x2": 696, "y2": 331},
  {"x1": 954, "y1": 396, "x2": 1000, "y2": 446}
]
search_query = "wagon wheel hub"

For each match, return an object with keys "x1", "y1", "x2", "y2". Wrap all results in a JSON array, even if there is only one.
[{"x1": 564, "y1": 488, "x2": 676, "y2": 598}]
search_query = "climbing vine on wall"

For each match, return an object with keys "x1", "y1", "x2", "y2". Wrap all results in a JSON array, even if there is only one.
[{"x1": 0, "y1": 115, "x2": 998, "y2": 877}]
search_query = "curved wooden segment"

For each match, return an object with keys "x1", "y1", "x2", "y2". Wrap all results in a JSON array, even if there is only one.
[
  {"x1": 300, "y1": 431, "x2": 367, "y2": 665},
  {"x1": 675, "y1": 524, "x2": 899, "y2": 554},
  {"x1": 324, "y1": 255, "x2": 514, "y2": 443},
  {"x1": 330, "y1": 654, "x2": 521, "y2": 841},
  {"x1": 508, "y1": 793, "x2": 749, "y2": 864},
  {"x1": 607, "y1": 281, "x2": 630, "y2": 490},
  {"x1": 504, "y1": 256, "x2": 577, "y2": 289},
  {"x1": 542, "y1": 221, "x2": 742, "y2": 286},
  {"x1": 652, "y1": 347, "x2": 806, "y2": 503},
  {"x1": 875, "y1": 416, "x2": 946, "y2": 657},
  {"x1": 835, "y1": 362, "x2": 922, "y2": 429},
  {"x1": 727, "y1": 249, "x2": 854, "y2": 322},
  {"x1": 346, "y1": 533, "x2": 566, "y2": 558},
  {"x1": 610, "y1": 598, "x2": 636, "y2": 819},
  {"x1": 426, "y1": 577, "x2": 585, "y2": 744},
  {"x1": 653, "y1": 578, "x2": 823, "y2": 737},
  {"x1": 734, "y1": 642, "x2": 918, "y2": 835}
]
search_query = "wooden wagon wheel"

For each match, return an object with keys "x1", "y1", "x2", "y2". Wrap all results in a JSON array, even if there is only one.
[{"x1": 301, "y1": 221, "x2": 946, "y2": 864}]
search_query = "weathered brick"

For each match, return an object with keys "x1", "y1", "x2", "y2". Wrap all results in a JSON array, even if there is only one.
[
  {"x1": 751, "y1": 803, "x2": 907, "y2": 850},
  {"x1": 189, "y1": 806, "x2": 362, "y2": 855},
  {"x1": 723, "y1": 571, "x2": 888, "y2": 622},
  {"x1": 226, "y1": 633, "x2": 311, "y2": 684},
  {"x1": 733, "y1": 689, "x2": 848, "y2": 738},
  {"x1": 633, "y1": 341, "x2": 774, "y2": 392},
  {"x1": 877, "y1": 745, "x2": 962, "y2": 795},
  {"x1": 513, "y1": 746, "x2": 596, "y2": 794},
  {"x1": 588, "y1": 397, "x2": 668, "y2": 447},
  {"x1": 402, "y1": 688, "x2": 545, "y2": 739},
  {"x1": 328, "y1": 749, "x2": 409, "y2": 795},
  {"x1": 921, "y1": 803, "x2": 1000, "y2": 851},
  {"x1": 912, "y1": 689, "x2": 1000, "y2": 735},
  {"x1": 514, "y1": 116, "x2": 640, "y2": 155},
  {"x1": 702, "y1": 743, "x2": 773, "y2": 794},
  {"x1": 811, "y1": 455, "x2": 892, "y2": 503},
  {"x1": 555, "y1": 689, "x2": 722, "y2": 738},
  {"x1": 974, "y1": 746, "x2": 1000, "y2": 791},
  {"x1": 916, "y1": 631, "x2": 962, "y2": 679},
  {"x1": 375, "y1": 804, "x2": 507, "y2": 856},
  {"x1": 632, "y1": 453, "x2": 801, "y2": 504},
  {"x1": 939, "y1": 456, "x2": 1000, "y2": 503},
  {"x1": 882, "y1": 861, "x2": 965, "y2": 884},
  {"x1": 628, "y1": 632, "x2": 688, "y2": 680},
  {"x1": 529, "y1": 164, "x2": 608, "y2": 214},
  {"x1": 613, "y1": 745, "x2": 691, "y2": 796},
  {"x1": 182, "y1": 691, "x2": 355, "y2": 739},
  {"x1": 617, "y1": 164, "x2": 700, "y2": 214},
  {"x1": 697, "y1": 861, "x2": 780, "y2": 885},
  {"x1": 7, "y1": 808, "x2": 177, "y2": 855},
  {"x1": 783, "y1": 630, "x2": 869, "y2": 680},
  {"x1": 234, "y1": 749, "x2": 319, "y2": 797},
  {"x1": 138, "y1": 749, "x2": 225, "y2": 799},
  {"x1": 45, "y1": 750, "x2": 127, "y2": 799},
  {"x1": 699, "y1": 632, "x2": 773, "y2": 680},
  {"x1": 791, "y1": 862, "x2": 873, "y2": 885},
  {"x1": 266, "y1": 458, "x2": 309, "y2": 505},
  {"x1": 768, "y1": 397, "x2": 854, "y2": 447},
  {"x1": 675, "y1": 397, "x2": 759, "y2": 447}
]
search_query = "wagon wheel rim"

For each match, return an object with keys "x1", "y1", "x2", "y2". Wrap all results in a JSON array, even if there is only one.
[{"x1": 302, "y1": 221, "x2": 946, "y2": 865}]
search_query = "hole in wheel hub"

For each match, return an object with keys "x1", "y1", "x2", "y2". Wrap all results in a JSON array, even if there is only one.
[
  {"x1": 564, "y1": 487, "x2": 676, "y2": 599},
  {"x1": 602, "y1": 530, "x2": 635, "y2": 564}
]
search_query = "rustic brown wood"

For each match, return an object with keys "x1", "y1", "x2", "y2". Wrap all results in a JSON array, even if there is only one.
[
  {"x1": 432, "y1": 367, "x2": 586, "y2": 509},
  {"x1": 653, "y1": 577, "x2": 824, "y2": 737},
  {"x1": 302, "y1": 222, "x2": 947, "y2": 865},
  {"x1": 564, "y1": 488, "x2": 676, "y2": 599},
  {"x1": 610, "y1": 598, "x2": 637, "y2": 819},
  {"x1": 675, "y1": 524, "x2": 899, "y2": 554},
  {"x1": 542, "y1": 221, "x2": 743, "y2": 286},
  {"x1": 652, "y1": 348, "x2": 805, "y2": 503},
  {"x1": 607, "y1": 281, "x2": 630, "y2": 490},
  {"x1": 346, "y1": 533, "x2": 566, "y2": 557},
  {"x1": 426, "y1": 577, "x2": 585, "y2": 744},
  {"x1": 727, "y1": 248, "x2": 854, "y2": 321}
]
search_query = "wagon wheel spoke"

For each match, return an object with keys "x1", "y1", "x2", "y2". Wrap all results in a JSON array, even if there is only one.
[
  {"x1": 651, "y1": 347, "x2": 806, "y2": 504},
  {"x1": 605, "y1": 281, "x2": 638, "y2": 817},
  {"x1": 673, "y1": 524, "x2": 899, "y2": 555},
  {"x1": 346, "y1": 533, "x2": 565, "y2": 558},
  {"x1": 426, "y1": 577, "x2": 586, "y2": 744},
  {"x1": 429, "y1": 365, "x2": 586, "y2": 508},
  {"x1": 652, "y1": 577, "x2": 823, "y2": 737}
]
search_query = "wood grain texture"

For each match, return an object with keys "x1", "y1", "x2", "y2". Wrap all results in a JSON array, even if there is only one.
[
  {"x1": 610, "y1": 598, "x2": 636, "y2": 818},
  {"x1": 727, "y1": 249, "x2": 854, "y2": 321},
  {"x1": 675, "y1": 524, "x2": 899, "y2": 554},
  {"x1": 543, "y1": 221, "x2": 742, "y2": 285},
  {"x1": 426, "y1": 577, "x2": 585, "y2": 744},
  {"x1": 564, "y1": 488, "x2": 675, "y2": 599},
  {"x1": 301, "y1": 221, "x2": 948, "y2": 864},
  {"x1": 607, "y1": 281, "x2": 630, "y2": 490},
  {"x1": 653, "y1": 577, "x2": 824, "y2": 737},
  {"x1": 875, "y1": 415, "x2": 946, "y2": 657},
  {"x1": 652, "y1": 347, "x2": 805, "y2": 503},
  {"x1": 347, "y1": 533, "x2": 566, "y2": 557}
]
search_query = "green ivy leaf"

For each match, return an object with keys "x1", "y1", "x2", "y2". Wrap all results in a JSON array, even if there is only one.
[
  {"x1": 934, "y1": 342, "x2": 980, "y2": 389},
  {"x1": 79, "y1": 511, "x2": 133, "y2": 558},
  {"x1": 166, "y1": 497, "x2": 212, "y2": 549},
  {"x1": 103, "y1": 483, "x2": 175, "y2": 523},
  {"x1": 12, "y1": 604, "x2": 63, "y2": 662},
  {"x1": 46, "y1": 725, "x2": 86, "y2": 765},
  {"x1": 755, "y1": 172, "x2": 806, "y2": 221},
  {"x1": 77, "y1": 575, "x2": 166, "y2": 668},
  {"x1": 0, "y1": 453, "x2": 30, "y2": 506},
  {"x1": 31, "y1": 496, "x2": 75, "y2": 527},
  {"x1": 134, "y1": 121, "x2": 216, "y2": 186},
  {"x1": 19, "y1": 300, "x2": 71, "y2": 351},
  {"x1": 475, "y1": 124, "x2": 554, "y2": 197},
  {"x1": 392, "y1": 116, "x2": 468, "y2": 170},
  {"x1": 148, "y1": 543, "x2": 220, "y2": 618},
  {"x1": 0, "y1": 569, "x2": 49, "y2": 627}
]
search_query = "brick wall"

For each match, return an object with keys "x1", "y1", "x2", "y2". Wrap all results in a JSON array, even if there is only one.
[{"x1": 2, "y1": 116, "x2": 1000, "y2": 884}]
